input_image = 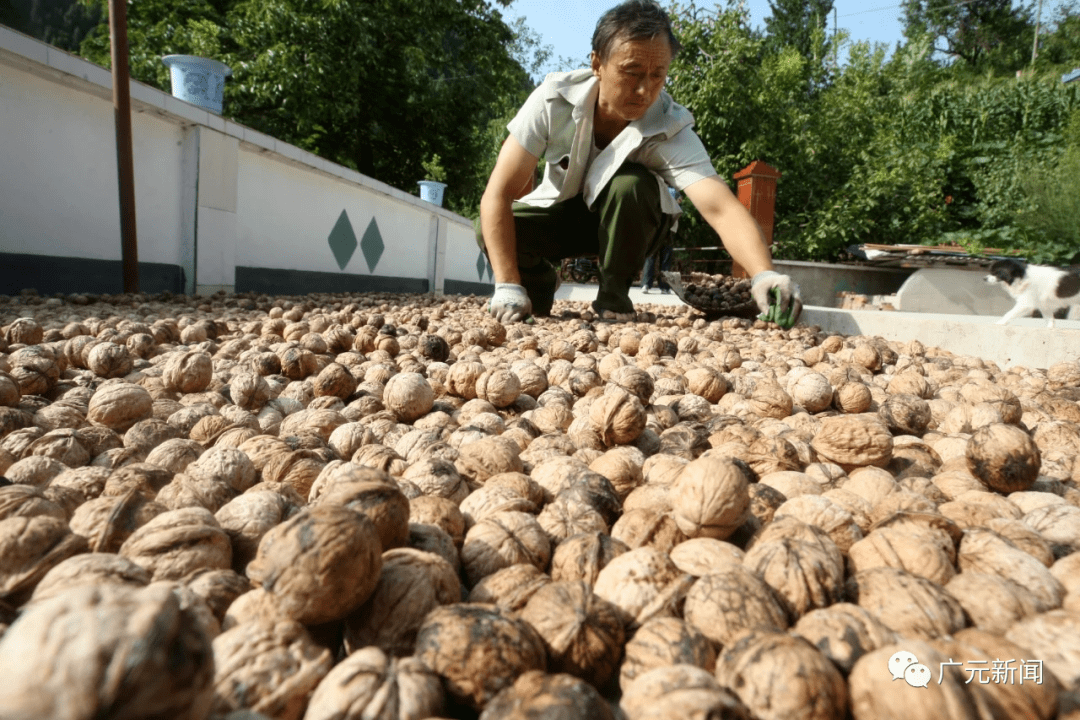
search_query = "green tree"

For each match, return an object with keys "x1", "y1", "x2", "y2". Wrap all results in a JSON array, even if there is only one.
[
  {"x1": 763, "y1": 0, "x2": 834, "y2": 67},
  {"x1": 76, "y1": 0, "x2": 535, "y2": 216},
  {"x1": 902, "y1": 0, "x2": 1036, "y2": 74}
]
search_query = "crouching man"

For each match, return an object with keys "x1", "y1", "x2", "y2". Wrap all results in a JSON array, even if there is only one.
[{"x1": 476, "y1": 0, "x2": 802, "y2": 325}]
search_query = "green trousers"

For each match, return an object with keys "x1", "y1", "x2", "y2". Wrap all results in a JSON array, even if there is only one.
[{"x1": 475, "y1": 162, "x2": 675, "y2": 315}]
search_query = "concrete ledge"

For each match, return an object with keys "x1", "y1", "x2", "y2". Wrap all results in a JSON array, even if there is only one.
[{"x1": 802, "y1": 307, "x2": 1080, "y2": 370}]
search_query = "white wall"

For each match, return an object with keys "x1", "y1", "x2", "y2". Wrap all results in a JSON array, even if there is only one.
[
  {"x1": 0, "y1": 25, "x2": 485, "y2": 297},
  {"x1": 0, "y1": 45, "x2": 185, "y2": 269}
]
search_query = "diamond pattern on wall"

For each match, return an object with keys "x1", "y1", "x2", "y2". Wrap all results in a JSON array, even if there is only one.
[
  {"x1": 476, "y1": 251, "x2": 487, "y2": 281},
  {"x1": 327, "y1": 209, "x2": 357, "y2": 270},
  {"x1": 360, "y1": 218, "x2": 384, "y2": 273}
]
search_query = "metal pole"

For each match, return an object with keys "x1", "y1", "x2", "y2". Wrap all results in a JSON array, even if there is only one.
[
  {"x1": 1031, "y1": 0, "x2": 1043, "y2": 66},
  {"x1": 833, "y1": 8, "x2": 838, "y2": 69},
  {"x1": 109, "y1": 0, "x2": 139, "y2": 293}
]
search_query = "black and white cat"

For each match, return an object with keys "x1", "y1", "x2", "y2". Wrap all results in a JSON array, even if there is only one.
[{"x1": 985, "y1": 258, "x2": 1080, "y2": 327}]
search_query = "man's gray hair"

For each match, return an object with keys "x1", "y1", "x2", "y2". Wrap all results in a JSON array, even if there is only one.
[{"x1": 592, "y1": 0, "x2": 682, "y2": 63}]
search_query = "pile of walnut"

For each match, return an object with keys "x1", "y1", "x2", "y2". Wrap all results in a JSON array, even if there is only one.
[
  {"x1": 678, "y1": 272, "x2": 754, "y2": 313},
  {"x1": 1, "y1": 286, "x2": 1080, "y2": 720}
]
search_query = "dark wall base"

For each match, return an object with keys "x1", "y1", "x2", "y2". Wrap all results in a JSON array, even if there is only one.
[
  {"x1": 443, "y1": 280, "x2": 495, "y2": 296},
  {"x1": 236, "y1": 266, "x2": 429, "y2": 296},
  {"x1": 0, "y1": 253, "x2": 184, "y2": 295}
]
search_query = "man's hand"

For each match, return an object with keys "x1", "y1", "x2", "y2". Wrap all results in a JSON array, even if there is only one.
[
  {"x1": 488, "y1": 283, "x2": 533, "y2": 323},
  {"x1": 751, "y1": 270, "x2": 803, "y2": 328}
]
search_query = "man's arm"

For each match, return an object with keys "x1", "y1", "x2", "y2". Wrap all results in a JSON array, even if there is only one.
[
  {"x1": 683, "y1": 175, "x2": 803, "y2": 324},
  {"x1": 480, "y1": 135, "x2": 541, "y2": 286},
  {"x1": 682, "y1": 175, "x2": 774, "y2": 277}
]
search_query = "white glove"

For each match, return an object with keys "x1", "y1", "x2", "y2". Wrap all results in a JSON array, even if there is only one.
[
  {"x1": 751, "y1": 270, "x2": 803, "y2": 327},
  {"x1": 488, "y1": 283, "x2": 533, "y2": 323}
]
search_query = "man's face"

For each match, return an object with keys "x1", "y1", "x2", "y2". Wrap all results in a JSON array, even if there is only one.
[{"x1": 592, "y1": 34, "x2": 672, "y2": 125}]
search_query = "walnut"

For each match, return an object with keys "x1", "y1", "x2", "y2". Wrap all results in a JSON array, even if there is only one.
[
  {"x1": 619, "y1": 616, "x2": 716, "y2": 692},
  {"x1": 414, "y1": 603, "x2": 547, "y2": 710},
  {"x1": 879, "y1": 393, "x2": 932, "y2": 436},
  {"x1": 87, "y1": 382, "x2": 154, "y2": 431},
  {"x1": 966, "y1": 422, "x2": 1041, "y2": 493},
  {"x1": 620, "y1": 665, "x2": 746, "y2": 720},
  {"x1": 594, "y1": 546, "x2": 692, "y2": 629},
  {"x1": 343, "y1": 548, "x2": 461, "y2": 657},
  {"x1": 846, "y1": 567, "x2": 966, "y2": 639},
  {"x1": 792, "y1": 602, "x2": 898, "y2": 674},
  {"x1": 0, "y1": 584, "x2": 214, "y2": 720},
  {"x1": 0, "y1": 515, "x2": 87, "y2": 605},
  {"x1": 304, "y1": 647, "x2": 444, "y2": 720},
  {"x1": 588, "y1": 386, "x2": 647, "y2": 447},
  {"x1": 849, "y1": 641, "x2": 982, "y2": 719},
  {"x1": 743, "y1": 518, "x2": 845, "y2": 618},
  {"x1": 481, "y1": 671, "x2": 616, "y2": 720},
  {"x1": 957, "y1": 528, "x2": 1063, "y2": 611},
  {"x1": 311, "y1": 477, "x2": 409, "y2": 551},
  {"x1": 790, "y1": 371, "x2": 834, "y2": 412},
  {"x1": 119, "y1": 506, "x2": 232, "y2": 582},
  {"x1": 475, "y1": 368, "x2": 522, "y2": 408},
  {"x1": 461, "y1": 510, "x2": 551, "y2": 586},
  {"x1": 455, "y1": 436, "x2": 523, "y2": 485},
  {"x1": 715, "y1": 630, "x2": 847, "y2": 720},
  {"x1": 86, "y1": 341, "x2": 134, "y2": 378},
  {"x1": 162, "y1": 351, "x2": 213, "y2": 394},
  {"x1": 811, "y1": 414, "x2": 893, "y2": 470},
  {"x1": 245, "y1": 504, "x2": 382, "y2": 625},
  {"x1": 670, "y1": 455, "x2": 751, "y2": 541},
  {"x1": 518, "y1": 580, "x2": 625, "y2": 687},
  {"x1": 211, "y1": 618, "x2": 333, "y2": 720},
  {"x1": 467, "y1": 562, "x2": 552, "y2": 613}
]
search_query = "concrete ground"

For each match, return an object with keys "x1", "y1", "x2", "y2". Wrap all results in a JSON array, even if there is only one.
[
  {"x1": 554, "y1": 281, "x2": 1080, "y2": 370},
  {"x1": 555, "y1": 282, "x2": 686, "y2": 307}
]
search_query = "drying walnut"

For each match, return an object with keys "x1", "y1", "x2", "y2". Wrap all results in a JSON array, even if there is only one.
[
  {"x1": 848, "y1": 523, "x2": 957, "y2": 586},
  {"x1": 475, "y1": 368, "x2": 521, "y2": 409},
  {"x1": 87, "y1": 382, "x2": 154, "y2": 432},
  {"x1": 414, "y1": 603, "x2": 547, "y2": 710},
  {"x1": 620, "y1": 664, "x2": 747, "y2": 720},
  {"x1": 670, "y1": 455, "x2": 751, "y2": 541},
  {"x1": 87, "y1": 342, "x2": 134, "y2": 379},
  {"x1": 550, "y1": 531, "x2": 629, "y2": 587},
  {"x1": 790, "y1": 372, "x2": 834, "y2": 413},
  {"x1": 116, "y1": 506, "x2": 231, "y2": 583},
  {"x1": 811, "y1": 414, "x2": 893, "y2": 470},
  {"x1": 594, "y1": 546, "x2": 692, "y2": 629},
  {"x1": 589, "y1": 386, "x2": 647, "y2": 447},
  {"x1": 944, "y1": 571, "x2": 1039, "y2": 635},
  {"x1": 716, "y1": 630, "x2": 847, "y2": 720},
  {"x1": 0, "y1": 583, "x2": 214, "y2": 720},
  {"x1": 956, "y1": 528, "x2": 1063, "y2": 611},
  {"x1": 480, "y1": 671, "x2": 616, "y2": 720},
  {"x1": 343, "y1": 548, "x2": 461, "y2": 657},
  {"x1": 214, "y1": 491, "x2": 300, "y2": 573},
  {"x1": 0, "y1": 515, "x2": 88, "y2": 605},
  {"x1": 460, "y1": 510, "x2": 551, "y2": 587},
  {"x1": 455, "y1": 436, "x2": 524, "y2": 485},
  {"x1": 311, "y1": 478, "x2": 410, "y2": 551},
  {"x1": 774, "y1": 495, "x2": 863, "y2": 553},
  {"x1": 0, "y1": 484, "x2": 66, "y2": 523},
  {"x1": 848, "y1": 641, "x2": 981, "y2": 720},
  {"x1": 304, "y1": 646, "x2": 444, "y2": 720},
  {"x1": 467, "y1": 563, "x2": 552, "y2": 614},
  {"x1": 792, "y1": 602, "x2": 898, "y2": 674},
  {"x1": 846, "y1": 567, "x2": 966, "y2": 639},
  {"x1": 247, "y1": 504, "x2": 383, "y2": 625},
  {"x1": 966, "y1": 423, "x2": 1041, "y2": 494},
  {"x1": 668, "y1": 537, "x2": 744, "y2": 577},
  {"x1": 743, "y1": 519, "x2": 845, "y2": 618},
  {"x1": 29, "y1": 552, "x2": 151, "y2": 605},
  {"x1": 879, "y1": 393, "x2": 932, "y2": 436},
  {"x1": 211, "y1": 617, "x2": 333, "y2": 720},
  {"x1": 619, "y1": 616, "x2": 716, "y2": 692},
  {"x1": 162, "y1": 351, "x2": 213, "y2": 394}
]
